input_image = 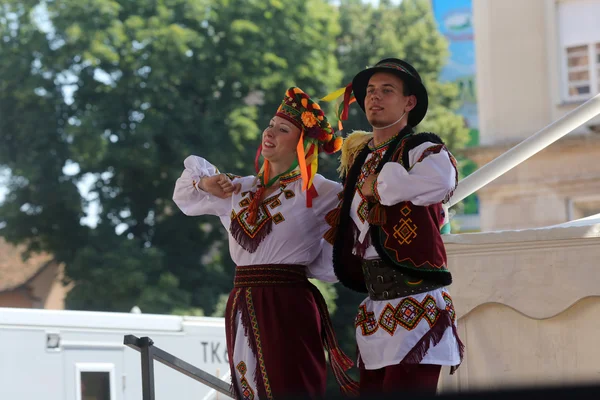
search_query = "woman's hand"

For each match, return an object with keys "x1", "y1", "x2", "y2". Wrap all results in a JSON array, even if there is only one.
[
  {"x1": 217, "y1": 174, "x2": 241, "y2": 197},
  {"x1": 199, "y1": 174, "x2": 241, "y2": 198}
]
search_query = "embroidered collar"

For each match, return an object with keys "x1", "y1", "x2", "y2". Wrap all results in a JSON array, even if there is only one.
[
  {"x1": 279, "y1": 168, "x2": 302, "y2": 186},
  {"x1": 368, "y1": 132, "x2": 400, "y2": 151}
]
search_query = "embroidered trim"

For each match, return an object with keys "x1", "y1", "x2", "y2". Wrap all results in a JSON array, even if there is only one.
[
  {"x1": 378, "y1": 303, "x2": 398, "y2": 335},
  {"x1": 416, "y1": 144, "x2": 444, "y2": 163},
  {"x1": 392, "y1": 132, "x2": 416, "y2": 167},
  {"x1": 444, "y1": 152, "x2": 459, "y2": 204},
  {"x1": 236, "y1": 361, "x2": 255, "y2": 400},
  {"x1": 279, "y1": 170, "x2": 302, "y2": 185},
  {"x1": 355, "y1": 304, "x2": 379, "y2": 336},
  {"x1": 442, "y1": 291, "x2": 457, "y2": 323},
  {"x1": 368, "y1": 134, "x2": 398, "y2": 151},
  {"x1": 376, "y1": 62, "x2": 416, "y2": 78},
  {"x1": 355, "y1": 150, "x2": 385, "y2": 224},
  {"x1": 228, "y1": 289, "x2": 242, "y2": 398},
  {"x1": 233, "y1": 265, "x2": 307, "y2": 288},
  {"x1": 245, "y1": 289, "x2": 273, "y2": 399},
  {"x1": 395, "y1": 296, "x2": 430, "y2": 331},
  {"x1": 226, "y1": 173, "x2": 242, "y2": 180},
  {"x1": 372, "y1": 176, "x2": 381, "y2": 203},
  {"x1": 236, "y1": 266, "x2": 306, "y2": 275},
  {"x1": 229, "y1": 192, "x2": 284, "y2": 253},
  {"x1": 356, "y1": 295, "x2": 447, "y2": 337},
  {"x1": 356, "y1": 190, "x2": 369, "y2": 223}
]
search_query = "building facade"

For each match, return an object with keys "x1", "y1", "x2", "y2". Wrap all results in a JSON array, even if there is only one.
[{"x1": 469, "y1": 0, "x2": 600, "y2": 231}]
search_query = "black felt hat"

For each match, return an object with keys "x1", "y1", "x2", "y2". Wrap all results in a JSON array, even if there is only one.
[{"x1": 351, "y1": 58, "x2": 428, "y2": 127}]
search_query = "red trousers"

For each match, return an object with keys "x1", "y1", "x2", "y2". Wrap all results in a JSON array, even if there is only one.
[{"x1": 359, "y1": 363, "x2": 442, "y2": 396}]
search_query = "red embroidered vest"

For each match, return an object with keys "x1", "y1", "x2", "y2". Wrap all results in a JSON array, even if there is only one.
[{"x1": 326, "y1": 129, "x2": 455, "y2": 292}]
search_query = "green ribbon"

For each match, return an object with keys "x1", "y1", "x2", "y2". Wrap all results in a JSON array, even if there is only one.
[{"x1": 260, "y1": 160, "x2": 299, "y2": 188}]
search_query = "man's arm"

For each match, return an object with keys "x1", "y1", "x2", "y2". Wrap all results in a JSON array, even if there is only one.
[{"x1": 361, "y1": 141, "x2": 457, "y2": 207}]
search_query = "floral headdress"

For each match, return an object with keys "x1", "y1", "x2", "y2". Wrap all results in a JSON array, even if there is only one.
[{"x1": 254, "y1": 87, "x2": 342, "y2": 212}]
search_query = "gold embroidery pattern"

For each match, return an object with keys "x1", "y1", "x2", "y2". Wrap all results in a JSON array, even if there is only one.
[
  {"x1": 393, "y1": 205, "x2": 418, "y2": 245},
  {"x1": 236, "y1": 361, "x2": 255, "y2": 400}
]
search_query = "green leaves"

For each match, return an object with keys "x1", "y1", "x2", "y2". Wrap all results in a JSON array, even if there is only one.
[
  {"x1": 0, "y1": 0, "x2": 342, "y2": 315},
  {"x1": 334, "y1": 0, "x2": 470, "y2": 148}
]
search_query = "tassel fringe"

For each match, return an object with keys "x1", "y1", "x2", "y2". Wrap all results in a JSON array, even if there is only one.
[
  {"x1": 367, "y1": 203, "x2": 387, "y2": 225},
  {"x1": 325, "y1": 206, "x2": 341, "y2": 227},
  {"x1": 449, "y1": 323, "x2": 465, "y2": 375},
  {"x1": 400, "y1": 310, "x2": 453, "y2": 366},
  {"x1": 324, "y1": 206, "x2": 341, "y2": 245},
  {"x1": 323, "y1": 226, "x2": 338, "y2": 246},
  {"x1": 230, "y1": 216, "x2": 272, "y2": 254},
  {"x1": 308, "y1": 283, "x2": 360, "y2": 397},
  {"x1": 245, "y1": 187, "x2": 266, "y2": 225}
]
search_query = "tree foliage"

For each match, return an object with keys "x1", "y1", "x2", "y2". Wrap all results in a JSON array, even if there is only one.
[
  {"x1": 336, "y1": 0, "x2": 469, "y2": 149},
  {"x1": 0, "y1": 0, "x2": 341, "y2": 314}
]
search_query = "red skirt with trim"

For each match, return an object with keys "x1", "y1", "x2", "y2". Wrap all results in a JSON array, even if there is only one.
[{"x1": 225, "y1": 264, "x2": 358, "y2": 399}]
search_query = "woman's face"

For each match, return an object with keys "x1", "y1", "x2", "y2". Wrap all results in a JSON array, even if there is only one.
[{"x1": 261, "y1": 115, "x2": 301, "y2": 166}]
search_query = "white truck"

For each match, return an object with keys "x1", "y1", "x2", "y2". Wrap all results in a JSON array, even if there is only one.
[{"x1": 0, "y1": 307, "x2": 231, "y2": 400}]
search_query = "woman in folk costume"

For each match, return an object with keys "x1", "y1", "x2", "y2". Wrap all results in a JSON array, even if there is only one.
[
  {"x1": 172, "y1": 87, "x2": 357, "y2": 399},
  {"x1": 321, "y1": 59, "x2": 464, "y2": 395}
]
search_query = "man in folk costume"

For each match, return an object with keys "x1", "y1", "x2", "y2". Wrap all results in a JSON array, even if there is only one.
[
  {"x1": 323, "y1": 58, "x2": 464, "y2": 395},
  {"x1": 173, "y1": 87, "x2": 357, "y2": 399}
]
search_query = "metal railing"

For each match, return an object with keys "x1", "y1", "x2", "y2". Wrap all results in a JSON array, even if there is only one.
[
  {"x1": 448, "y1": 94, "x2": 600, "y2": 208},
  {"x1": 123, "y1": 334, "x2": 231, "y2": 400}
]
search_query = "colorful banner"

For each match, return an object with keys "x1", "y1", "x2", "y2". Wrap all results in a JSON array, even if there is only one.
[{"x1": 432, "y1": 0, "x2": 479, "y2": 146}]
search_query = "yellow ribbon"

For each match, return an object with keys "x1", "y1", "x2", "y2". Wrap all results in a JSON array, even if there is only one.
[{"x1": 320, "y1": 86, "x2": 346, "y2": 102}]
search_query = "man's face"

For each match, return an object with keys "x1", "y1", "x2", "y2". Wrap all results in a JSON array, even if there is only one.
[{"x1": 364, "y1": 72, "x2": 416, "y2": 128}]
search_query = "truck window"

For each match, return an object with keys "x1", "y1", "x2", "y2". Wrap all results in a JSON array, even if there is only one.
[{"x1": 80, "y1": 371, "x2": 111, "y2": 400}]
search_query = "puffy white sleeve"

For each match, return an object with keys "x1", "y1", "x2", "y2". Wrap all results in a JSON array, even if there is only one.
[
  {"x1": 374, "y1": 142, "x2": 457, "y2": 207},
  {"x1": 306, "y1": 239, "x2": 338, "y2": 283},
  {"x1": 306, "y1": 175, "x2": 343, "y2": 283},
  {"x1": 172, "y1": 155, "x2": 232, "y2": 217}
]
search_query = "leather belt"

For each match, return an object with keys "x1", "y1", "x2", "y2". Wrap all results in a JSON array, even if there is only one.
[{"x1": 361, "y1": 259, "x2": 444, "y2": 300}]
